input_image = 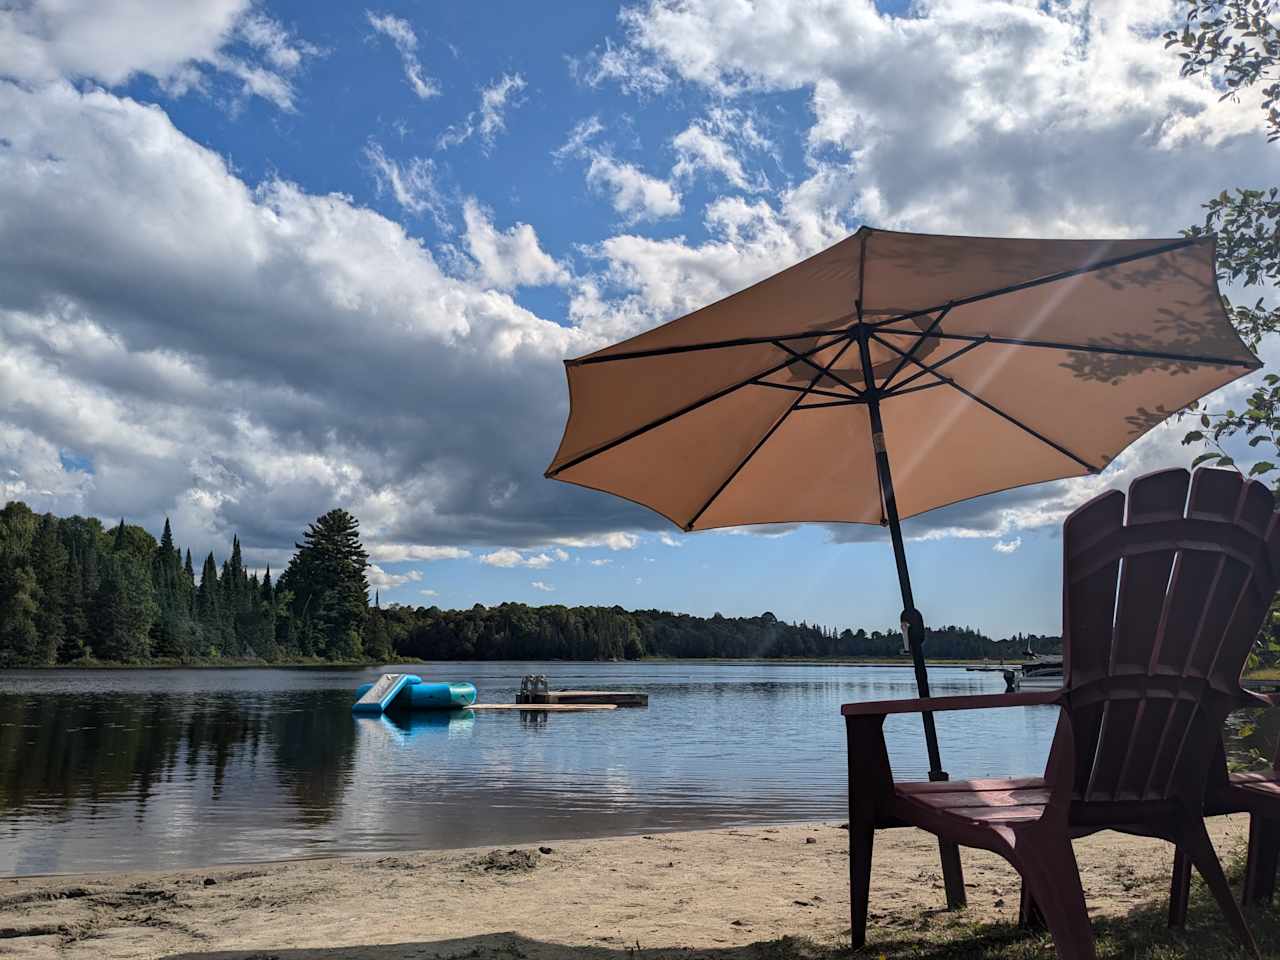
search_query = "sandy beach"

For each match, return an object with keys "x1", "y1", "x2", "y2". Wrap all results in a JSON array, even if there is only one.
[{"x1": 0, "y1": 816, "x2": 1251, "y2": 960}]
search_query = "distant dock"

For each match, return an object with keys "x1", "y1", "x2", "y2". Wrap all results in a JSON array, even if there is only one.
[
  {"x1": 470, "y1": 702, "x2": 618, "y2": 712},
  {"x1": 514, "y1": 674, "x2": 648, "y2": 707},
  {"x1": 517, "y1": 690, "x2": 648, "y2": 707}
]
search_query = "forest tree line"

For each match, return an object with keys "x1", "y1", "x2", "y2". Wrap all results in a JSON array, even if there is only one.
[
  {"x1": 379, "y1": 604, "x2": 1059, "y2": 662},
  {"x1": 0, "y1": 500, "x2": 1059, "y2": 666},
  {"x1": 0, "y1": 502, "x2": 374, "y2": 666}
]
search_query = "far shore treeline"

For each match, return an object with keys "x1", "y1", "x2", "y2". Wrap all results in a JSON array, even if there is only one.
[{"x1": 0, "y1": 501, "x2": 1060, "y2": 667}]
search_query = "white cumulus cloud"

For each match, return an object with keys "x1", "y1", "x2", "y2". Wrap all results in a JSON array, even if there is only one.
[
  {"x1": 551, "y1": 532, "x2": 640, "y2": 551},
  {"x1": 461, "y1": 199, "x2": 570, "y2": 290},
  {"x1": 0, "y1": 80, "x2": 636, "y2": 570},
  {"x1": 367, "y1": 564, "x2": 423, "y2": 589},
  {"x1": 586, "y1": 153, "x2": 682, "y2": 223},
  {"x1": 0, "y1": 0, "x2": 317, "y2": 111},
  {"x1": 479, "y1": 548, "x2": 559, "y2": 569}
]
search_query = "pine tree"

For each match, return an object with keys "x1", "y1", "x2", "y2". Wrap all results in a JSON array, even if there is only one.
[
  {"x1": 92, "y1": 550, "x2": 157, "y2": 662},
  {"x1": 196, "y1": 552, "x2": 222, "y2": 657},
  {"x1": 0, "y1": 560, "x2": 41, "y2": 666},
  {"x1": 29, "y1": 514, "x2": 66, "y2": 664},
  {"x1": 365, "y1": 607, "x2": 393, "y2": 662},
  {"x1": 57, "y1": 518, "x2": 102, "y2": 661},
  {"x1": 150, "y1": 518, "x2": 191, "y2": 659},
  {"x1": 255, "y1": 566, "x2": 278, "y2": 658},
  {"x1": 219, "y1": 557, "x2": 238, "y2": 655},
  {"x1": 278, "y1": 509, "x2": 370, "y2": 660}
]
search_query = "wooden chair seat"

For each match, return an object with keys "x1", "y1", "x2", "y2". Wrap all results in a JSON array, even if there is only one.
[{"x1": 895, "y1": 778, "x2": 1051, "y2": 826}]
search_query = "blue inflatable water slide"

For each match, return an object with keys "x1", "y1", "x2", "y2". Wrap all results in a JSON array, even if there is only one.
[{"x1": 352, "y1": 673, "x2": 477, "y2": 714}]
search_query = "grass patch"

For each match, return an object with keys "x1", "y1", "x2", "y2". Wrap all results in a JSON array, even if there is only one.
[
  {"x1": 751, "y1": 894, "x2": 1280, "y2": 959},
  {"x1": 771, "y1": 852, "x2": 1280, "y2": 959}
]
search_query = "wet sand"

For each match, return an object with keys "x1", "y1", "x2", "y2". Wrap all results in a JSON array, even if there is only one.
[{"x1": 0, "y1": 817, "x2": 1248, "y2": 959}]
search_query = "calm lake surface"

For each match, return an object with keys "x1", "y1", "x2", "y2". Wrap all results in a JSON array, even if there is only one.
[{"x1": 0, "y1": 662, "x2": 1081, "y2": 875}]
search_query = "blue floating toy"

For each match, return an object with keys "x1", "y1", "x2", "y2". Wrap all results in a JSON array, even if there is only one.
[{"x1": 353, "y1": 673, "x2": 477, "y2": 714}]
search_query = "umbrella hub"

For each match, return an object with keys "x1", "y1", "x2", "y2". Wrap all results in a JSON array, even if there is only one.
[{"x1": 778, "y1": 314, "x2": 943, "y2": 394}]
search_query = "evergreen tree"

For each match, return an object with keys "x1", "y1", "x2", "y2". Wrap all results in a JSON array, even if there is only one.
[
  {"x1": 0, "y1": 560, "x2": 41, "y2": 666},
  {"x1": 29, "y1": 513, "x2": 67, "y2": 664},
  {"x1": 92, "y1": 550, "x2": 157, "y2": 662},
  {"x1": 150, "y1": 518, "x2": 192, "y2": 659},
  {"x1": 365, "y1": 607, "x2": 393, "y2": 662},
  {"x1": 58, "y1": 518, "x2": 102, "y2": 661},
  {"x1": 196, "y1": 552, "x2": 222, "y2": 656},
  {"x1": 279, "y1": 509, "x2": 369, "y2": 660}
]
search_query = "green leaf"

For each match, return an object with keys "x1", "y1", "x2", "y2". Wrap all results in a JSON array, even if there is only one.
[
  {"x1": 1250, "y1": 461, "x2": 1276, "y2": 476},
  {"x1": 1192, "y1": 452, "x2": 1220, "y2": 467},
  {"x1": 1183, "y1": 430, "x2": 1206, "y2": 443}
]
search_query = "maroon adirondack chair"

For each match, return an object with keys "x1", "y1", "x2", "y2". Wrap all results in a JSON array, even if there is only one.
[{"x1": 844, "y1": 467, "x2": 1280, "y2": 960}]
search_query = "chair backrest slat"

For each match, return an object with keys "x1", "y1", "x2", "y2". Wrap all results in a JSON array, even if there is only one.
[{"x1": 1057, "y1": 468, "x2": 1279, "y2": 804}]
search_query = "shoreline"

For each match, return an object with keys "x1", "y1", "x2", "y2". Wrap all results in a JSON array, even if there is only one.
[
  {"x1": 0, "y1": 818, "x2": 1250, "y2": 959},
  {"x1": 4, "y1": 656, "x2": 1031, "y2": 671}
]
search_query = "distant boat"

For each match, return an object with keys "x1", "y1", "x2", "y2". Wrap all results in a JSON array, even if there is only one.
[{"x1": 1002, "y1": 639, "x2": 1063, "y2": 691}]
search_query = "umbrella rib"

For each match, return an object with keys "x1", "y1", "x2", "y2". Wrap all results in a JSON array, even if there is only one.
[
  {"x1": 878, "y1": 380, "x2": 948, "y2": 400},
  {"x1": 878, "y1": 304, "x2": 953, "y2": 392},
  {"x1": 683, "y1": 338, "x2": 859, "y2": 530},
  {"x1": 868, "y1": 328, "x2": 1255, "y2": 369},
  {"x1": 568, "y1": 318, "x2": 857, "y2": 366},
  {"x1": 879, "y1": 236, "x2": 1201, "y2": 326},
  {"x1": 882, "y1": 339, "x2": 988, "y2": 396},
  {"x1": 795, "y1": 397, "x2": 868, "y2": 409},
  {"x1": 546, "y1": 332, "x2": 849, "y2": 477},
  {"x1": 751, "y1": 379, "x2": 861, "y2": 402},
  {"x1": 773, "y1": 340, "x2": 864, "y2": 397},
  {"x1": 870, "y1": 333, "x2": 1097, "y2": 472}
]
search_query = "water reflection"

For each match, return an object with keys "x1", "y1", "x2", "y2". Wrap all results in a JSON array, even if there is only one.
[
  {"x1": 0, "y1": 662, "x2": 1067, "y2": 875},
  {"x1": 372, "y1": 710, "x2": 476, "y2": 742}
]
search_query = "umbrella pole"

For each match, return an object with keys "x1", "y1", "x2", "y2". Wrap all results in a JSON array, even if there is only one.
[
  {"x1": 856, "y1": 318, "x2": 968, "y2": 909},
  {"x1": 854, "y1": 320, "x2": 947, "y2": 780}
]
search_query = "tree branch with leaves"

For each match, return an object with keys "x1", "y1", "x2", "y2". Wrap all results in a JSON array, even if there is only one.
[{"x1": 1165, "y1": 3, "x2": 1279, "y2": 485}]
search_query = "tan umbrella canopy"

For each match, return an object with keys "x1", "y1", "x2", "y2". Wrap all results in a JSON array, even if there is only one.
[{"x1": 545, "y1": 225, "x2": 1258, "y2": 779}]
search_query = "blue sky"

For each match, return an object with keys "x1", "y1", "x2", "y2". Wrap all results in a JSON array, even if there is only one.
[{"x1": 0, "y1": 0, "x2": 1274, "y2": 638}]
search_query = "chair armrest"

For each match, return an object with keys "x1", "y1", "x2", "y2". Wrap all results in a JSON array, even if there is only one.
[{"x1": 841, "y1": 690, "x2": 1064, "y2": 717}]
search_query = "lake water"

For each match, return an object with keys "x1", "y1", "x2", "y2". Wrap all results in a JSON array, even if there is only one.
[{"x1": 0, "y1": 662, "x2": 1069, "y2": 875}]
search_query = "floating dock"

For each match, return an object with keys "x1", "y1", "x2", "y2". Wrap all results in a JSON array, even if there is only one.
[
  {"x1": 514, "y1": 674, "x2": 647, "y2": 707},
  {"x1": 469, "y1": 703, "x2": 618, "y2": 712},
  {"x1": 518, "y1": 690, "x2": 648, "y2": 707}
]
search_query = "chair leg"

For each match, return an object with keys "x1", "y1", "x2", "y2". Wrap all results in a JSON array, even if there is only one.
[
  {"x1": 1168, "y1": 847, "x2": 1191, "y2": 928},
  {"x1": 938, "y1": 839, "x2": 967, "y2": 909},
  {"x1": 849, "y1": 813, "x2": 874, "y2": 948},
  {"x1": 1014, "y1": 830, "x2": 1096, "y2": 960},
  {"x1": 1177, "y1": 817, "x2": 1261, "y2": 959},
  {"x1": 1020, "y1": 880, "x2": 1046, "y2": 930},
  {"x1": 1244, "y1": 814, "x2": 1280, "y2": 906}
]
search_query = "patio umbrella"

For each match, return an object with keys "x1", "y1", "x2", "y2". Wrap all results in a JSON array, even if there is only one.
[{"x1": 544, "y1": 226, "x2": 1259, "y2": 783}]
